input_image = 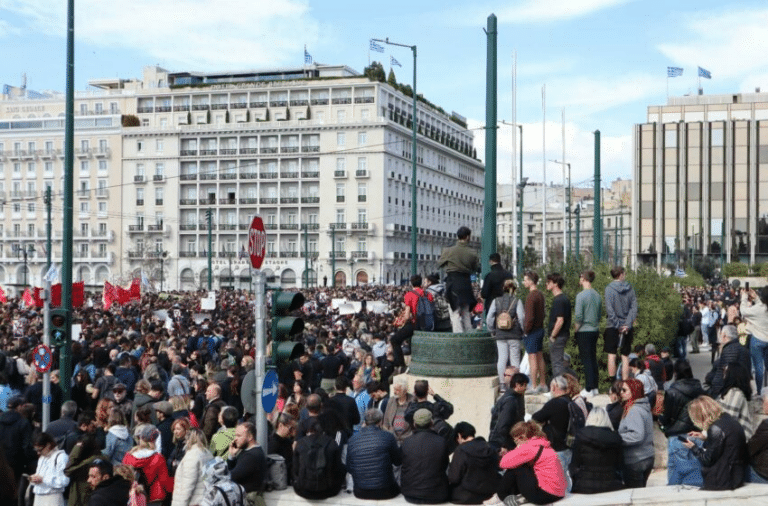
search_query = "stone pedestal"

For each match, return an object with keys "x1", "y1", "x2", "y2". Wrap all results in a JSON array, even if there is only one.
[{"x1": 398, "y1": 373, "x2": 498, "y2": 439}]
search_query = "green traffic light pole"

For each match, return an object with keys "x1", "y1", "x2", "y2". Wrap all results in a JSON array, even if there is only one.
[
  {"x1": 481, "y1": 14, "x2": 498, "y2": 282},
  {"x1": 42, "y1": 187, "x2": 52, "y2": 430},
  {"x1": 372, "y1": 37, "x2": 418, "y2": 276},
  {"x1": 59, "y1": 0, "x2": 76, "y2": 403}
]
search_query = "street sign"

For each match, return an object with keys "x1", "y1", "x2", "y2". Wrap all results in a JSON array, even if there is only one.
[
  {"x1": 33, "y1": 344, "x2": 53, "y2": 374},
  {"x1": 261, "y1": 370, "x2": 279, "y2": 413},
  {"x1": 248, "y1": 216, "x2": 266, "y2": 269}
]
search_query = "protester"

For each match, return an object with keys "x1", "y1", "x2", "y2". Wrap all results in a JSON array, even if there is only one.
[
  {"x1": 481, "y1": 252, "x2": 513, "y2": 320},
  {"x1": 30, "y1": 432, "x2": 69, "y2": 506},
  {"x1": 104, "y1": 408, "x2": 134, "y2": 465},
  {"x1": 546, "y1": 273, "x2": 572, "y2": 379},
  {"x1": 683, "y1": 395, "x2": 748, "y2": 490},
  {"x1": 739, "y1": 287, "x2": 768, "y2": 395},
  {"x1": 226, "y1": 422, "x2": 266, "y2": 500},
  {"x1": 486, "y1": 280, "x2": 525, "y2": 381},
  {"x1": 618, "y1": 378, "x2": 655, "y2": 488},
  {"x1": 400, "y1": 408, "x2": 450, "y2": 504},
  {"x1": 717, "y1": 362, "x2": 755, "y2": 439},
  {"x1": 291, "y1": 418, "x2": 344, "y2": 500},
  {"x1": 122, "y1": 426, "x2": 174, "y2": 506},
  {"x1": 573, "y1": 270, "x2": 602, "y2": 397},
  {"x1": 704, "y1": 325, "x2": 751, "y2": 398},
  {"x1": 439, "y1": 226, "x2": 480, "y2": 333},
  {"x1": 522, "y1": 271, "x2": 547, "y2": 393},
  {"x1": 391, "y1": 275, "x2": 433, "y2": 368},
  {"x1": 747, "y1": 392, "x2": 768, "y2": 483},
  {"x1": 448, "y1": 421, "x2": 500, "y2": 504},
  {"x1": 489, "y1": 371, "x2": 528, "y2": 451},
  {"x1": 605, "y1": 266, "x2": 638, "y2": 383},
  {"x1": 171, "y1": 428, "x2": 212, "y2": 506},
  {"x1": 86, "y1": 459, "x2": 131, "y2": 506},
  {"x1": 569, "y1": 407, "x2": 624, "y2": 494},
  {"x1": 382, "y1": 376, "x2": 414, "y2": 443},
  {"x1": 346, "y1": 408, "x2": 401, "y2": 500}
]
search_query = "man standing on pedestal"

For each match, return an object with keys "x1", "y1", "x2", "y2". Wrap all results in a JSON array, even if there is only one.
[
  {"x1": 574, "y1": 270, "x2": 601, "y2": 397},
  {"x1": 439, "y1": 226, "x2": 480, "y2": 333}
]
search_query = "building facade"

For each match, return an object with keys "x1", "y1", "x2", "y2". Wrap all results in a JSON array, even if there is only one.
[
  {"x1": 0, "y1": 64, "x2": 484, "y2": 293},
  {"x1": 634, "y1": 92, "x2": 768, "y2": 269}
]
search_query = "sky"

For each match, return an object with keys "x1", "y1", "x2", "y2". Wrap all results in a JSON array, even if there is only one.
[{"x1": 2, "y1": 0, "x2": 768, "y2": 190}]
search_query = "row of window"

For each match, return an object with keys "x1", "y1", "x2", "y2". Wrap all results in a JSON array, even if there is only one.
[{"x1": 0, "y1": 139, "x2": 110, "y2": 154}]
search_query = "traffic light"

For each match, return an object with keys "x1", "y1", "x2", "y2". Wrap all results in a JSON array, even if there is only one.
[
  {"x1": 271, "y1": 291, "x2": 305, "y2": 368},
  {"x1": 50, "y1": 308, "x2": 69, "y2": 347}
]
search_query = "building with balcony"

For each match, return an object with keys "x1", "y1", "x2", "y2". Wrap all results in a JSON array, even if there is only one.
[
  {"x1": 634, "y1": 91, "x2": 768, "y2": 269},
  {"x1": 0, "y1": 63, "x2": 484, "y2": 291}
]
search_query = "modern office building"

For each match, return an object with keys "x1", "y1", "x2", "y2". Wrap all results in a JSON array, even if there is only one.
[
  {"x1": 0, "y1": 64, "x2": 484, "y2": 293},
  {"x1": 634, "y1": 92, "x2": 768, "y2": 269}
]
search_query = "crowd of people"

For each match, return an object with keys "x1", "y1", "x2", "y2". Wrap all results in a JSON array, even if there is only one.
[{"x1": 0, "y1": 226, "x2": 766, "y2": 505}]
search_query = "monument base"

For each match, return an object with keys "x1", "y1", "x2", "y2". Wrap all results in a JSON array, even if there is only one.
[{"x1": 397, "y1": 372, "x2": 498, "y2": 439}]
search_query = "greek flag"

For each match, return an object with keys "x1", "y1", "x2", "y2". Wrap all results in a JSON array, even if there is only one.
[
  {"x1": 391, "y1": 56, "x2": 402, "y2": 67},
  {"x1": 698, "y1": 66, "x2": 711, "y2": 79},
  {"x1": 667, "y1": 67, "x2": 683, "y2": 78},
  {"x1": 370, "y1": 40, "x2": 384, "y2": 52},
  {"x1": 675, "y1": 267, "x2": 687, "y2": 278},
  {"x1": 304, "y1": 46, "x2": 312, "y2": 64},
  {"x1": 44, "y1": 264, "x2": 58, "y2": 283}
]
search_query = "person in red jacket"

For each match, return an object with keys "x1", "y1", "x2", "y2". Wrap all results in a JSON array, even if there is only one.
[
  {"x1": 485, "y1": 420, "x2": 566, "y2": 506},
  {"x1": 122, "y1": 426, "x2": 174, "y2": 505}
]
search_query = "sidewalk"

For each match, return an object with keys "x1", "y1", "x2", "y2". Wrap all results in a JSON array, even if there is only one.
[{"x1": 264, "y1": 479, "x2": 768, "y2": 506}]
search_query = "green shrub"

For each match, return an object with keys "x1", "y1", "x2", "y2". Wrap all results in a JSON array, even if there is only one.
[{"x1": 723, "y1": 262, "x2": 749, "y2": 278}]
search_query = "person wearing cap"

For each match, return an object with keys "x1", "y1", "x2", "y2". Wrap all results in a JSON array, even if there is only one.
[
  {"x1": 400, "y1": 407, "x2": 450, "y2": 504},
  {"x1": 108, "y1": 383, "x2": 133, "y2": 422},
  {"x1": 154, "y1": 401, "x2": 174, "y2": 460},
  {"x1": 122, "y1": 425, "x2": 174, "y2": 505}
]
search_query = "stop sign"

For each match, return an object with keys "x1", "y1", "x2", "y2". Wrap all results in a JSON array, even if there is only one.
[{"x1": 248, "y1": 216, "x2": 266, "y2": 269}]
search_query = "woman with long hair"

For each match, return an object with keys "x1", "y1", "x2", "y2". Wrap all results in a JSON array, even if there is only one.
[
  {"x1": 71, "y1": 369, "x2": 94, "y2": 412},
  {"x1": 167, "y1": 417, "x2": 191, "y2": 477},
  {"x1": 486, "y1": 279, "x2": 525, "y2": 387},
  {"x1": 171, "y1": 428, "x2": 212, "y2": 506},
  {"x1": 718, "y1": 362, "x2": 755, "y2": 439},
  {"x1": 30, "y1": 432, "x2": 69, "y2": 506},
  {"x1": 64, "y1": 433, "x2": 107, "y2": 506},
  {"x1": 220, "y1": 364, "x2": 243, "y2": 416},
  {"x1": 739, "y1": 286, "x2": 768, "y2": 396},
  {"x1": 104, "y1": 407, "x2": 134, "y2": 465},
  {"x1": 618, "y1": 378, "x2": 655, "y2": 488},
  {"x1": 123, "y1": 426, "x2": 174, "y2": 506},
  {"x1": 569, "y1": 407, "x2": 624, "y2": 494},
  {"x1": 683, "y1": 395, "x2": 748, "y2": 490},
  {"x1": 358, "y1": 352, "x2": 380, "y2": 385}
]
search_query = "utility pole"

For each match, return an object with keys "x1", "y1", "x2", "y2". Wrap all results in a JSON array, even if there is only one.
[
  {"x1": 481, "y1": 14, "x2": 498, "y2": 280},
  {"x1": 207, "y1": 208, "x2": 212, "y2": 290},
  {"x1": 575, "y1": 205, "x2": 581, "y2": 258},
  {"x1": 593, "y1": 130, "x2": 602, "y2": 263},
  {"x1": 518, "y1": 125, "x2": 524, "y2": 281},
  {"x1": 331, "y1": 225, "x2": 336, "y2": 288}
]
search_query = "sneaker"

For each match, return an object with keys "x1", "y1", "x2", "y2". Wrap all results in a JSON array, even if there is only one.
[
  {"x1": 580, "y1": 388, "x2": 592, "y2": 398},
  {"x1": 502, "y1": 494, "x2": 520, "y2": 506},
  {"x1": 483, "y1": 493, "x2": 503, "y2": 506}
]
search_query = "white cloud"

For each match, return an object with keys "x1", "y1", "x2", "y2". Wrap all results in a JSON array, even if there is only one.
[
  {"x1": 471, "y1": 118, "x2": 632, "y2": 188},
  {"x1": 441, "y1": 0, "x2": 634, "y2": 26},
  {"x1": 657, "y1": 9, "x2": 768, "y2": 81},
  {"x1": 2, "y1": 0, "x2": 320, "y2": 69},
  {"x1": 0, "y1": 19, "x2": 21, "y2": 38}
]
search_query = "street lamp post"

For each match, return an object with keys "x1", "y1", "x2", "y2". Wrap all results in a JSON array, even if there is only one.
[
  {"x1": 500, "y1": 121, "x2": 524, "y2": 278},
  {"x1": 551, "y1": 160, "x2": 571, "y2": 260},
  {"x1": 16, "y1": 244, "x2": 30, "y2": 288},
  {"x1": 159, "y1": 251, "x2": 168, "y2": 292},
  {"x1": 373, "y1": 37, "x2": 417, "y2": 276},
  {"x1": 574, "y1": 204, "x2": 581, "y2": 257}
]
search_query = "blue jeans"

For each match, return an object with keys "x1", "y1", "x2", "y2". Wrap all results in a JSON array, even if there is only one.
[
  {"x1": 675, "y1": 335, "x2": 688, "y2": 360},
  {"x1": 750, "y1": 336, "x2": 768, "y2": 395},
  {"x1": 557, "y1": 449, "x2": 573, "y2": 494},
  {"x1": 667, "y1": 437, "x2": 703, "y2": 487},
  {"x1": 747, "y1": 465, "x2": 768, "y2": 484}
]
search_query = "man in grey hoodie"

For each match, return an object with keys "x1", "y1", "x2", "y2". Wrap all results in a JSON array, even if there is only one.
[{"x1": 604, "y1": 266, "x2": 638, "y2": 383}]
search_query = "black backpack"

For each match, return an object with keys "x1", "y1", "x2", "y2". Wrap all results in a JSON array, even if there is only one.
[
  {"x1": 412, "y1": 290, "x2": 435, "y2": 331},
  {"x1": 298, "y1": 434, "x2": 334, "y2": 493},
  {"x1": 565, "y1": 399, "x2": 587, "y2": 447}
]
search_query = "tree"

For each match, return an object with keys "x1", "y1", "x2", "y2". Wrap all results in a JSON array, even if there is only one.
[
  {"x1": 387, "y1": 69, "x2": 397, "y2": 87},
  {"x1": 363, "y1": 61, "x2": 386, "y2": 82}
]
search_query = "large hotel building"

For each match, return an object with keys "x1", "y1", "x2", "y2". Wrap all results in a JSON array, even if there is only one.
[
  {"x1": 634, "y1": 92, "x2": 768, "y2": 269},
  {"x1": 0, "y1": 64, "x2": 483, "y2": 294}
]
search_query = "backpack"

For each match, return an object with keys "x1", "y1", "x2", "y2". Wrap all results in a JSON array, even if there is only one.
[
  {"x1": 495, "y1": 296, "x2": 518, "y2": 331},
  {"x1": 565, "y1": 398, "x2": 587, "y2": 447},
  {"x1": 298, "y1": 434, "x2": 334, "y2": 493},
  {"x1": 264, "y1": 454, "x2": 288, "y2": 491},
  {"x1": 412, "y1": 290, "x2": 435, "y2": 331}
]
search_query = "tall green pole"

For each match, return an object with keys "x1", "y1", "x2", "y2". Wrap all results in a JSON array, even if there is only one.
[
  {"x1": 303, "y1": 225, "x2": 308, "y2": 287},
  {"x1": 517, "y1": 126, "x2": 524, "y2": 281},
  {"x1": 59, "y1": 0, "x2": 75, "y2": 402},
  {"x1": 482, "y1": 14, "x2": 498, "y2": 280},
  {"x1": 593, "y1": 130, "x2": 602, "y2": 263},
  {"x1": 207, "y1": 209, "x2": 212, "y2": 290},
  {"x1": 410, "y1": 45, "x2": 418, "y2": 276},
  {"x1": 331, "y1": 225, "x2": 336, "y2": 288}
]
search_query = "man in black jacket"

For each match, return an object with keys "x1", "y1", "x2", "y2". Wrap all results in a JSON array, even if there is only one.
[
  {"x1": 227, "y1": 422, "x2": 266, "y2": 493},
  {"x1": 705, "y1": 325, "x2": 751, "y2": 398},
  {"x1": 401, "y1": 409, "x2": 450, "y2": 504},
  {"x1": 448, "y1": 422, "x2": 500, "y2": 504},
  {"x1": 481, "y1": 252, "x2": 513, "y2": 318},
  {"x1": 489, "y1": 371, "x2": 528, "y2": 451},
  {"x1": 531, "y1": 376, "x2": 571, "y2": 452},
  {"x1": 346, "y1": 408, "x2": 401, "y2": 499},
  {"x1": 325, "y1": 376, "x2": 359, "y2": 436},
  {"x1": 0, "y1": 396, "x2": 35, "y2": 483},
  {"x1": 87, "y1": 459, "x2": 131, "y2": 506}
]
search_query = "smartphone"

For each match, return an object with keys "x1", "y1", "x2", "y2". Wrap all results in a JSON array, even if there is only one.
[
  {"x1": 676, "y1": 435, "x2": 688, "y2": 442},
  {"x1": 745, "y1": 282, "x2": 750, "y2": 292}
]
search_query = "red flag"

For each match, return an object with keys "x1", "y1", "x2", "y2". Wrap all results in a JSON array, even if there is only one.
[
  {"x1": 0, "y1": 286, "x2": 6, "y2": 303},
  {"x1": 33, "y1": 287, "x2": 44, "y2": 308},
  {"x1": 116, "y1": 284, "x2": 131, "y2": 305},
  {"x1": 129, "y1": 278, "x2": 141, "y2": 300},
  {"x1": 103, "y1": 281, "x2": 116, "y2": 310},
  {"x1": 21, "y1": 288, "x2": 33, "y2": 307},
  {"x1": 73, "y1": 281, "x2": 85, "y2": 307}
]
